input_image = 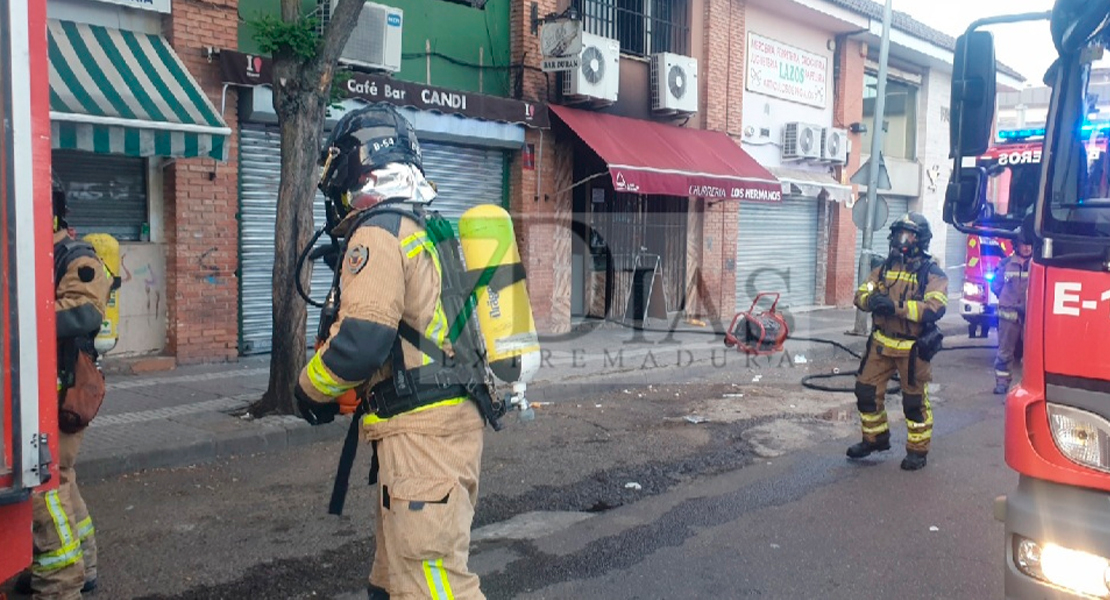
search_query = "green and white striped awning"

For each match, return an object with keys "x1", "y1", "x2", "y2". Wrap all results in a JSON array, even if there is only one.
[{"x1": 48, "y1": 20, "x2": 231, "y2": 161}]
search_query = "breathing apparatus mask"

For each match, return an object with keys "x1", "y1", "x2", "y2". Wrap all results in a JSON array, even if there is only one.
[{"x1": 887, "y1": 212, "x2": 933, "y2": 262}]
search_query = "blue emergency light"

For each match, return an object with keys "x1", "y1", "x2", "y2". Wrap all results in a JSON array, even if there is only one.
[
  {"x1": 998, "y1": 121, "x2": 1110, "y2": 142},
  {"x1": 985, "y1": 272, "x2": 995, "y2": 281}
]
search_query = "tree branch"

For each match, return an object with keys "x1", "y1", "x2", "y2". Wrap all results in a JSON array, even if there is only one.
[{"x1": 316, "y1": 0, "x2": 365, "y2": 67}]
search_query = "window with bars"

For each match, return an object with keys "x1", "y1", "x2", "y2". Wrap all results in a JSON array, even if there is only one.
[{"x1": 573, "y1": 0, "x2": 690, "y2": 57}]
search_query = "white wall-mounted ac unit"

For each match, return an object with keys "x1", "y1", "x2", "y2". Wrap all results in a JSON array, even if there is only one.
[
  {"x1": 320, "y1": 0, "x2": 403, "y2": 72},
  {"x1": 782, "y1": 122, "x2": 823, "y2": 161},
  {"x1": 650, "y1": 52, "x2": 698, "y2": 115},
  {"x1": 821, "y1": 127, "x2": 849, "y2": 164},
  {"x1": 562, "y1": 32, "x2": 620, "y2": 105}
]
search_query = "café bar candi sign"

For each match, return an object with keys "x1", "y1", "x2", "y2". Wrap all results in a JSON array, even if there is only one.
[{"x1": 219, "y1": 50, "x2": 548, "y2": 128}]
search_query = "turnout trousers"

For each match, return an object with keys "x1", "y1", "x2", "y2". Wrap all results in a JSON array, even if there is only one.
[{"x1": 855, "y1": 339, "x2": 935, "y2": 454}]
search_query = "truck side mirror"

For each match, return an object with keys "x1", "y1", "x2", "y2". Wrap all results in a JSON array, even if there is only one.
[
  {"x1": 944, "y1": 167, "x2": 987, "y2": 225},
  {"x1": 949, "y1": 31, "x2": 997, "y2": 159}
]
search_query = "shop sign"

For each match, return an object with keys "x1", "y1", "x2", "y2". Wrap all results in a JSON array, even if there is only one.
[
  {"x1": 219, "y1": 50, "x2": 549, "y2": 128},
  {"x1": 746, "y1": 33, "x2": 828, "y2": 108},
  {"x1": 90, "y1": 0, "x2": 171, "y2": 13}
]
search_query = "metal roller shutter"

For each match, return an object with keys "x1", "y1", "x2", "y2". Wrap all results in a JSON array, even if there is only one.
[
  {"x1": 239, "y1": 124, "x2": 335, "y2": 355},
  {"x1": 944, "y1": 225, "x2": 967, "y2": 293},
  {"x1": 854, "y1": 195, "x2": 910, "y2": 281},
  {"x1": 419, "y1": 142, "x2": 506, "y2": 228},
  {"x1": 238, "y1": 125, "x2": 506, "y2": 355},
  {"x1": 735, "y1": 196, "x2": 820, "y2": 312},
  {"x1": 53, "y1": 150, "x2": 147, "y2": 240}
]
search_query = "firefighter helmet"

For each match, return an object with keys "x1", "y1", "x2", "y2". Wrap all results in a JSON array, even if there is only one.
[
  {"x1": 317, "y1": 103, "x2": 425, "y2": 208},
  {"x1": 888, "y1": 212, "x2": 932, "y2": 258}
]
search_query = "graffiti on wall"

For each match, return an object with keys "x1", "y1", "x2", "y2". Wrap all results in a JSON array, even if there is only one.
[{"x1": 120, "y1": 251, "x2": 163, "y2": 318}]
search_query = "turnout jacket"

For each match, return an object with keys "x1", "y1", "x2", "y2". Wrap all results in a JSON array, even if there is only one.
[
  {"x1": 854, "y1": 256, "x2": 949, "y2": 357},
  {"x1": 296, "y1": 208, "x2": 483, "y2": 438}
]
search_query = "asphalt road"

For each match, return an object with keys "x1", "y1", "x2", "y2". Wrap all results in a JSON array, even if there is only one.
[{"x1": 5, "y1": 335, "x2": 1013, "y2": 599}]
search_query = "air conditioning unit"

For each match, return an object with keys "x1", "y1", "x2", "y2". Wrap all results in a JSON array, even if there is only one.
[
  {"x1": 781, "y1": 122, "x2": 823, "y2": 161},
  {"x1": 319, "y1": 0, "x2": 403, "y2": 72},
  {"x1": 562, "y1": 32, "x2": 620, "y2": 105},
  {"x1": 821, "y1": 127, "x2": 849, "y2": 164},
  {"x1": 651, "y1": 52, "x2": 698, "y2": 115}
]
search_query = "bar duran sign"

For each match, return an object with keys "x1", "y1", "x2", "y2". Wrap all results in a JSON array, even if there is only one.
[
  {"x1": 219, "y1": 50, "x2": 548, "y2": 128},
  {"x1": 91, "y1": 0, "x2": 171, "y2": 13},
  {"x1": 746, "y1": 33, "x2": 828, "y2": 108}
]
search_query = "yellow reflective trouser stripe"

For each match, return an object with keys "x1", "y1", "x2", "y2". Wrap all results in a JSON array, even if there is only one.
[
  {"x1": 906, "y1": 300, "x2": 921, "y2": 322},
  {"x1": 35, "y1": 489, "x2": 83, "y2": 572},
  {"x1": 907, "y1": 389, "x2": 934, "y2": 444},
  {"x1": 45, "y1": 490, "x2": 75, "y2": 546},
  {"x1": 999, "y1": 309, "x2": 1020, "y2": 321},
  {"x1": 77, "y1": 516, "x2": 94, "y2": 541},
  {"x1": 873, "y1": 331, "x2": 915, "y2": 351},
  {"x1": 362, "y1": 397, "x2": 468, "y2": 426},
  {"x1": 306, "y1": 354, "x2": 350, "y2": 398},
  {"x1": 423, "y1": 558, "x2": 456, "y2": 600},
  {"x1": 925, "y1": 291, "x2": 948, "y2": 304},
  {"x1": 860, "y1": 412, "x2": 889, "y2": 434},
  {"x1": 33, "y1": 540, "x2": 83, "y2": 573}
]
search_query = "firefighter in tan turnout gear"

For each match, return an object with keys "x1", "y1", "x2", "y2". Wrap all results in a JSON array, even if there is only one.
[
  {"x1": 848, "y1": 213, "x2": 949, "y2": 471},
  {"x1": 991, "y1": 220, "x2": 1033, "y2": 395},
  {"x1": 295, "y1": 104, "x2": 501, "y2": 600},
  {"x1": 20, "y1": 177, "x2": 111, "y2": 599}
]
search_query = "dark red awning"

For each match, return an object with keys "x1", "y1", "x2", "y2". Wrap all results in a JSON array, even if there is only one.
[{"x1": 550, "y1": 105, "x2": 781, "y2": 201}]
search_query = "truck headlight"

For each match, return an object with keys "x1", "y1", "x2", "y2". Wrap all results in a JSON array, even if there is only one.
[
  {"x1": 1047, "y1": 403, "x2": 1110, "y2": 473},
  {"x1": 1014, "y1": 535, "x2": 1110, "y2": 598},
  {"x1": 963, "y1": 281, "x2": 984, "y2": 298}
]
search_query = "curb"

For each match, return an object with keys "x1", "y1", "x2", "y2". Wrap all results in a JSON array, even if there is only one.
[{"x1": 77, "y1": 320, "x2": 974, "y2": 481}]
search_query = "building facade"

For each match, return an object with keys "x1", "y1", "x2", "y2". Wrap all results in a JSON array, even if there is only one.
[{"x1": 46, "y1": 0, "x2": 239, "y2": 365}]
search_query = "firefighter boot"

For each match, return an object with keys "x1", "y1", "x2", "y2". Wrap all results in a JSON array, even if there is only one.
[
  {"x1": 901, "y1": 451, "x2": 928, "y2": 471},
  {"x1": 994, "y1": 377, "x2": 1011, "y2": 395},
  {"x1": 367, "y1": 584, "x2": 390, "y2": 600},
  {"x1": 847, "y1": 432, "x2": 891, "y2": 459}
]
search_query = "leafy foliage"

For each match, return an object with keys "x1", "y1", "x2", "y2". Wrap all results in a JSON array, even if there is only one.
[{"x1": 250, "y1": 13, "x2": 320, "y2": 61}]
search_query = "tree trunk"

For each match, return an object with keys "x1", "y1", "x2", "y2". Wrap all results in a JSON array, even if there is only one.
[
  {"x1": 247, "y1": 0, "x2": 369, "y2": 416},
  {"x1": 251, "y1": 64, "x2": 328, "y2": 416}
]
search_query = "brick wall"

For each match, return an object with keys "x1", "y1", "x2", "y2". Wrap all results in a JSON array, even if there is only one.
[
  {"x1": 509, "y1": 0, "x2": 573, "y2": 334},
  {"x1": 163, "y1": 0, "x2": 240, "y2": 363},
  {"x1": 827, "y1": 38, "x2": 867, "y2": 306},
  {"x1": 688, "y1": 0, "x2": 744, "y2": 320}
]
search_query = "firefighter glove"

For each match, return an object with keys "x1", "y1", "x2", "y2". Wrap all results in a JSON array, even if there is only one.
[
  {"x1": 295, "y1": 385, "x2": 340, "y2": 426},
  {"x1": 869, "y1": 293, "x2": 896, "y2": 316}
]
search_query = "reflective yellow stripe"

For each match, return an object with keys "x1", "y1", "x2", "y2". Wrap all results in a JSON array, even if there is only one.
[
  {"x1": 969, "y1": 256, "x2": 979, "y2": 267},
  {"x1": 401, "y1": 231, "x2": 429, "y2": 258},
  {"x1": 873, "y1": 331, "x2": 915, "y2": 351},
  {"x1": 76, "y1": 516, "x2": 94, "y2": 541},
  {"x1": 306, "y1": 354, "x2": 350, "y2": 398},
  {"x1": 884, "y1": 271, "x2": 918, "y2": 284},
  {"x1": 906, "y1": 300, "x2": 921, "y2": 322},
  {"x1": 858, "y1": 292, "x2": 871, "y2": 307},
  {"x1": 860, "y1": 413, "x2": 885, "y2": 424},
  {"x1": 862, "y1": 424, "x2": 890, "y2": 434},
  {"x1": 45, "y1": 490, "x2": 75, "y2": 547},
  {"x1": 32, "y1": 539, "x2": 82, "y2": 573},
  {"x1": 907, "y1": 388, "x2": 934, "y2": 444},
  {"x1": 423, "y1": 301, "x2": 450, "y2": 367},
  {"x1": 362, "y1": 397, "x2": 468, "y2": 425},
  {"x1": 999, "y1": 309, "x2": 1020, "y2": 321},
  {"x1": 423, "y1": 558, "x2": 456, "y2": 599},
  {"x1": 925, "y1": 291, "x2": 949, "y2": 304}
]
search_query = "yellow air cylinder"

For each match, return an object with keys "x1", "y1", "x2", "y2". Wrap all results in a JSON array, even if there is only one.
[
  {"x1": 82, "y1": 233, "x2": 121, "y2": 355},
  {"x1": 457, "y1": 204, "x2": 540, "y2": 385}
]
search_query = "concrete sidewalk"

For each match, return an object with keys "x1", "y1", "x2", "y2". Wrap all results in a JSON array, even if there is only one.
[{"x1": 80, "y1": 303, "x2": 976, "y2": 481}]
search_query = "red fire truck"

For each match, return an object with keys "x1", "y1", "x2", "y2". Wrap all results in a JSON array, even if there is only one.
[
  {"x1": 946, "y1": 2, "x2": 1110, "y2": 597},
  {"x1": 0, "y1": 0, "x2": 62, "y2": 590}
]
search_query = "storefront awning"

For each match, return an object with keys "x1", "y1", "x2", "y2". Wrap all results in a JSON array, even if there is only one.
[
  {"x1": 48, "y1": 20, "x2": 231, "y2": 161},
  {"x1": 768, "y1": 167, "x2": 854, "y2": 202},
  {"x1": 550, "y1": 105, "x2": 781, "y2": 201}
]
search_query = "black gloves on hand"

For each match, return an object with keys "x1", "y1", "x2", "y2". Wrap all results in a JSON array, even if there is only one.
[
  {"x1": 869, "y1": 293, "x2": 896, "y2": 317},
  {"x1": 295, "y1": 385, "x2": 340, "y2": 426}
]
